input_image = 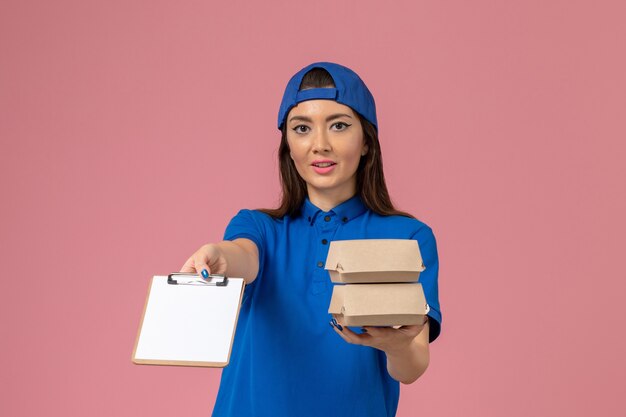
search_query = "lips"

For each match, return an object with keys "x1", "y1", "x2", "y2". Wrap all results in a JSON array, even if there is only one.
[
  {"x1": 311, "y1": 160, "x2": 336, "y2": 168},
  {"x1": 311, "y1": 160, "x2": 337, "y2": 175}
]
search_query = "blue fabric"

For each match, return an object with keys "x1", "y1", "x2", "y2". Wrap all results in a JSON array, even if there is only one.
[
  {"x1": 211, "y1": 195, "x2": 441, "y2": 417},
  {"x1": 277, "y1": 61, "x2": 379, "y2": 131},
  {"x1": 296, "y1": 87, "x2": 338, "y2": 102}
]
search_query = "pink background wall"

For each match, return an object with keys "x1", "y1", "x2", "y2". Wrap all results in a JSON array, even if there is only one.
[{"x1": 1, "y1": 1, "x2": 624, "y2": 415}]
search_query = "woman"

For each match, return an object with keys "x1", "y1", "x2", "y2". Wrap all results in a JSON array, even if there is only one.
[{"x1": 181, "y1": 62, "x2": 441, "y2": 417}]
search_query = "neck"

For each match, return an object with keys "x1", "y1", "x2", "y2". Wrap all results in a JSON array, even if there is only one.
[{"x1": 307, "y1": 186, "x2": 357, "y2": 212}]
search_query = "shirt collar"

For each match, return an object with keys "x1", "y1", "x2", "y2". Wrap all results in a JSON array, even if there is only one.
[{"x1": 301, "y1": 194, "x2": 367, "y2": 224}]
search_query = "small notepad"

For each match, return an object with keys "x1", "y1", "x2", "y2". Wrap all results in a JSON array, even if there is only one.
[{"x1": 132, "y1": 274, "x2": 245, "y2": 367}]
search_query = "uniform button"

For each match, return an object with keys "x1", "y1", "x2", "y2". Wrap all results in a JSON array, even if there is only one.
[
  {"x1": 317, "y1": 261, "x2": 324, "y2": 268},
  {"x1": 342, "y1": 217, "x2": 348, "y2": 223},
  {"x1": 324, "y1": 215, "x2": 331, "y2": 222},
  {"x1": 321, "y1": 239, "x2": 328, "y2": 245}
]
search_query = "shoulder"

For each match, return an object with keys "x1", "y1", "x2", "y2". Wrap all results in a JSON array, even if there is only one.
[
  {"x1": 224, "y1": 208, "x2": 284, "y2": 237},
  {"x1": 226, "y1": 209, "x2": 278, "y2": 229},
  {"x1": 367, "y1": 211, "x2": 435, "y2": 240},
  {"x1": 229, "y1": 208, "x2": 275, "y2": 224}
]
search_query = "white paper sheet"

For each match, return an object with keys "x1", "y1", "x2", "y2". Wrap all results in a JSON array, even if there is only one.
[{"x1": 134, "y1": 275, "x2": 244, "y2": 365}]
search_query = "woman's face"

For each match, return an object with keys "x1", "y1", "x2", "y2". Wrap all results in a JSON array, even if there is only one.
[{"x1": 286, "y1": 99, "x2": 368, "y2": 202}]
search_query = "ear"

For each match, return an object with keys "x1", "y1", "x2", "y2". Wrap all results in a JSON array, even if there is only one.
[{"x1": 361, "y1": 144, "x2": 369, "y2": 157}]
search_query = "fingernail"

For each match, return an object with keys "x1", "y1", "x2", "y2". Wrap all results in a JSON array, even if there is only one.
[
  {"x1": 331, "y1": 318, "x2": 338, "y2": 326},
  {"x1": 336, "y1": 323, "x2": 343, "y2": 331},
  {"x1": 329, "y1": 320, "x2": 334, "y2": 328},
  {"x1": 201, "y1": 269, "x2": 208, "y2": 279}
]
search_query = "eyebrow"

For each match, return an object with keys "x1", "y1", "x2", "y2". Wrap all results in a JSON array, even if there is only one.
[{"x1": 288, "y1": 113, "x2": 353, "y2": 124}]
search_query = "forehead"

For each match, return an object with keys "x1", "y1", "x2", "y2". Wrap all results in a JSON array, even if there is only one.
[{"x1": 287, "y1": 100, "x2": 356, "y2": 121}]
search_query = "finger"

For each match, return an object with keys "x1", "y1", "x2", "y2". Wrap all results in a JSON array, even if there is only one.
[
  {"x1": 361, "y1": 326, "x2": 394, "y2": 337},
  {"x1": 330, "y1": 319, "x2": 368, "y2": 345},
  {"x1": 180, "y1": 257, "x2": 196, "y2": 273},
  {"x1": 194, "y1": 260, "x2": 211, "y2": 279},
  {"x1": 398, "y1": 326, "x2": 424, "y2": 338},
  {"x1": 342, "y1": 326, "x2": 371, "y2": 345},
  {"x1": 340, "y1": 325, "x2": 359, "y2": 338},
  {"x1": 331, "y1": 315, "x2": 352, "y2": 331},
  {"x1": 331, "y1": 322, "x2": 355, "y2": 344},
  {"x1": 400, "y1": 318, "x2": 429, "y2": 333},
  {"x1": 330, "y1": 316, "x2": 344, "y2": 331},
  {"x1": 180, "y1": 256, "x2": 211, "y2": 279}
]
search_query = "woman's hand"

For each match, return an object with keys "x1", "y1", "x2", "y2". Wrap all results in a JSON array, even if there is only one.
[
  {"x1": 179, "y1": 239, "x2": 259, "y2": 283},
  {"x1": 179, "y1": 243, "x2": 228, "y2": 278},
  {"x1": 330, "y1": 315, "x2": 428, "y2": 356},
  {"x1": 330, "y1": 315, "x2": 431, "y2": 384}
]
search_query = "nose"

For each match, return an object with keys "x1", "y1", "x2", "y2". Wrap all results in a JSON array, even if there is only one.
[{"x1": 311, "y1": 129, "x2": 331, "y2": 154}]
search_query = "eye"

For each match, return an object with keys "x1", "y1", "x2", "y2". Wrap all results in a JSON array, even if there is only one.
[
  {"x1": 332, "y1": 122, "x2": 351, "y2": 131},
  {"x1": 292, "y1": 125, "x2": 310, "y2": 134}
]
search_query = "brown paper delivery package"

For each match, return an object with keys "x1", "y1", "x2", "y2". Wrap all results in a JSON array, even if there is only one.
[{"x1": 325, "y1": 239, "x2": 430, "y2": 327}]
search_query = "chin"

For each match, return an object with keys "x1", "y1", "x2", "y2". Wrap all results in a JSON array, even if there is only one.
[{"x1": 308, "y1": 180, "x2": 355, "y2": 194}]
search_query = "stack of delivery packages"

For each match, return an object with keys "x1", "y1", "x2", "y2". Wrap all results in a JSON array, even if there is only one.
[{"x1": 325, "y1": 239, "x2": 429, "y2": 327}]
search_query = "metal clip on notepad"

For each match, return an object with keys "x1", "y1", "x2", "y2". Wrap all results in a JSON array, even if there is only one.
[{"x1": 167, "y1": 272, "x2": 229, "y2": 286}]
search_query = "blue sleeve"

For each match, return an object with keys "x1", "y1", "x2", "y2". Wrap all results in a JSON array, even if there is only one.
[
  {"x1": 412, "y1": 225, "x2": 442, "y2": 342},
  {"x1": 223, "y1": 209, "x2": 266, "y2": 291}
]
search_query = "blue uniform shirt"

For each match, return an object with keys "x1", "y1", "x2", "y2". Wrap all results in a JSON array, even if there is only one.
[{"x1": 212, "y1": 195, "x2": 441, "y2": 417}]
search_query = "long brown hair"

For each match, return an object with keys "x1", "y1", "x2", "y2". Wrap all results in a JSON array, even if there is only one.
[{"x1": 259, "y1": 68, "x2": 413, "y2": 219}]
